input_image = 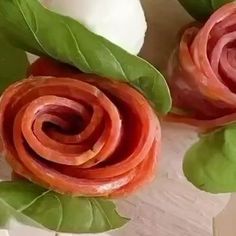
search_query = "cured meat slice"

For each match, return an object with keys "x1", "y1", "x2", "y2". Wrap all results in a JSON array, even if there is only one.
[
  {"x1": 0, "y1": 64, "x2": 160, "y2": 197},
  {"x1": 167, "y1": 2, "x2": 236, "y2": 130},
  {"x1": 28, "y1": 57, "x2": 79, "y2": 77}
]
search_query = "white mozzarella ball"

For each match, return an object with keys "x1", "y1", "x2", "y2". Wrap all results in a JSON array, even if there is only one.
[{"x1": 41, "y1": 0, "x2": 147, "y2": 54}]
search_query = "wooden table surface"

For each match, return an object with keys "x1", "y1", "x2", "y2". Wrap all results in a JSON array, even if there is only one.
[{"x1": 0, "y1": 1, "x2": 231, "y2": 236}]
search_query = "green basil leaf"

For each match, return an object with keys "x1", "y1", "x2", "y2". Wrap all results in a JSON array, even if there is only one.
[
  {"x1": 0, "y1": 199, "x2": 44, "y2": 230},
  {"x1": 178, "y1": 0, "x2": 234, "y2": 20},
  {"x1": 0, "y1": 0, "x2": 171, "y2": 114},
  {"x1": 0, "y1": 201, "x2": 10, "y2": 227},
  {"x1": 0, "y1": 181, "x2": 129, "y2": 233},
  {"x1": 183, "y1": 123, "x2": 236, "y2": 193},
  {"x1": 0, "y1": 34, "x2": 28, "y2": 91}
]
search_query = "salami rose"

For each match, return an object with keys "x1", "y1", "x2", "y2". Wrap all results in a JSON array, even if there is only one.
[
  {"x1": 0, "y1": 72, "x2": 160, "y2": 197},
  {"x1": 168, "y1": 2, "x2": 236, "y2": 130}
]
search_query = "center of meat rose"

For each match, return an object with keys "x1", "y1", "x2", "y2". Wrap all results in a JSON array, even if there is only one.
[
  {"x1": 16, "y1": 89, "x2": 121, "y2": 166},
  {"x1": 40, "y1": 104, "x2": 87, "y2": 135},
  {"x1": 20, "y1": 95, "x2": 105, "y2": 165}
]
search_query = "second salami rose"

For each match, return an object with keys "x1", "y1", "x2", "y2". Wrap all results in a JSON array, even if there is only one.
[
  {"x1": 0, "y1": 74, "x2": 160, "y2": 197},
  {"x1": 168, "y1": 2, "x2": 236, "y2": 130}
]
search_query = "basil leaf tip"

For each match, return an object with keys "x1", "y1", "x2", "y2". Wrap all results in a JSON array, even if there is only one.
[
  {"x1": 0, "y1": 181, "x2": 129, "y2": 233},
  {"x1": 0, "y1": 0, "x2": 171, "y2": 114},
  {"x1": 183, "y1": 123, "x2": 236, "y2": 193},
  {"x1": 178, "y1": 0, "x2": 234, "y2": 21}
]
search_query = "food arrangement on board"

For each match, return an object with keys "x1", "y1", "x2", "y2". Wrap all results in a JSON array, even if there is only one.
[{"x1": 0, "y1": 0, "x2": 235, "y2": 235}]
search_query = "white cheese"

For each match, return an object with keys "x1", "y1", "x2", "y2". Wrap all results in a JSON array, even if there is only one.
[{"x1": 41, "y1": 0, "x2": 147, "y2": 55}]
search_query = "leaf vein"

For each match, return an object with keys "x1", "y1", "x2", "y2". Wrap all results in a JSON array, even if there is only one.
[
  {"x1": 63, "y1": 23, "x2": 92, "y2": 71},
  {"x1": 100, "y1": 44, "x2": 128, "y2": 81},
  {"x1": 210, "y1": 0, "x2": 215, "y2": 10},
  {"x1": 15, "y1": 0, "x2": 52, "y2": 56},
  {"x1": 86, "y1": 198, "x2": 94, "y2": 230},
  {"x1": 54, "y1": 195, "x2": 63, "y2": 232},
  {"x1": 92, "y1": 199, "x2": 113, "y2": 229},
  {"x1": 17, "y1": 190, "x2": 51, "y2": 212}
]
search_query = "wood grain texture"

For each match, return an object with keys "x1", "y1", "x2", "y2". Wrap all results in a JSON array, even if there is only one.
[
  {"x1": 110, "y1": 123, "x2": 229, "y2": 236},
  {"x1": 214, "y1": 195, "x2": 236, "y2": 236}
]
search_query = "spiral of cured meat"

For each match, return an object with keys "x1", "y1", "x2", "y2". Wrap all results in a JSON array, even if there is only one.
[
  {"x1": 167, "y1": 2, "x2": 236, "y2": 130},
  {"x1": 0, "y1": 72, "x2": 160, "y2": 197}
]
